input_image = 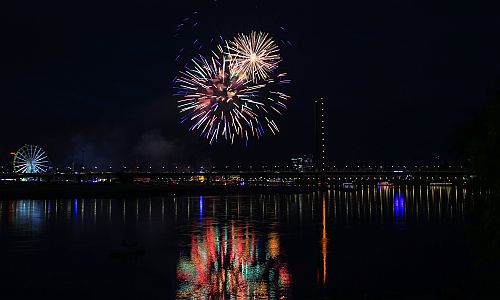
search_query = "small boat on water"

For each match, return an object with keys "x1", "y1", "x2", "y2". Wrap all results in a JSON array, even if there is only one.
[{"x1": 377, "y1": 181, "x2": 394, "y2": 186}]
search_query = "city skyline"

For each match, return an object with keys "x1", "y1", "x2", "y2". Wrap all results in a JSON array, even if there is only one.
[{"x1": 3, "y1": 0, "x2": 499, "y2": 168}]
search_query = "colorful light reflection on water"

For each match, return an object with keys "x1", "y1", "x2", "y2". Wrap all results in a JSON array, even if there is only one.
[
  {"x1": 176, "y1": 220, "x2": 292, "y2": 299},
  {"x1": 394, "y1": 192, "x2": 405, "y2": 222},
  {"x1": 0, "y1": 185, "x2": 470, "y2": 299}
]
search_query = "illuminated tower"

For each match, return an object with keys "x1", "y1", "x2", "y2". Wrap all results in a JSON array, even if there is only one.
[{"x1": 315, "y1": 97, "x2": 326, "y2": 172}]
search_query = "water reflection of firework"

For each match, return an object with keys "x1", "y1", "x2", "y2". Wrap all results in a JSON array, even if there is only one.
[{"x1": 176, "y1": 222, "x2": 291, "y2": 299}]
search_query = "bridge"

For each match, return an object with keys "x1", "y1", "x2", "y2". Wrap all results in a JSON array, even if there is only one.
[{"x1": 0, "y1": 168, "x2": 474, "y2": 185}]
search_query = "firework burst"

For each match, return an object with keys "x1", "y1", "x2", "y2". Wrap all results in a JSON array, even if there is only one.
[
  {"x1": 227, "y1": 31, "x2": 281, "y2": 82},
  {"x1": 175, "y1": 47, "x2": 286, "y2": 144},
  {"x1": 174, "y1": 33, "x2": 290, "y2": 145}
]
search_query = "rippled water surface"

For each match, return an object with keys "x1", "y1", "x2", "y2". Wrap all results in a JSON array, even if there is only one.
[{"x1": 0, "y1": 185, "x2": 472, "y2": 299}]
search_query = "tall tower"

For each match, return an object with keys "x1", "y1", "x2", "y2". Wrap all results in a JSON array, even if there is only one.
[{"x1": 315, "y1": 97, "x2": 326, "y2": 172}]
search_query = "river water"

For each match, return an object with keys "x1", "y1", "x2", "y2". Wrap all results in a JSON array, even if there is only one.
[{"x1": 0, "y1": 185, "x2": 473, "y2": 299}]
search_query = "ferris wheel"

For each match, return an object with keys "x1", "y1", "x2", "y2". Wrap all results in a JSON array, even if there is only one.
[{"x1": 13, "y1": 144, "x2": 50, "y2": 174}]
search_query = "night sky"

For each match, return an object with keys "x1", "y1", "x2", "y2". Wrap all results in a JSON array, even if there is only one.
[{"x1": 2, "y1": 0, "x2": 499, "y2": 169}]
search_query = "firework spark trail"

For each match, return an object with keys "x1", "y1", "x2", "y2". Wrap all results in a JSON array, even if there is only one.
[{"x1": 227, "y1": 31, "x2": 281, "y2": 82}]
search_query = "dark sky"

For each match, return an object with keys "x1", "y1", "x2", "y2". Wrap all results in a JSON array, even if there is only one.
[{"x1": 2, "y1": 0, "x2": 499, "y2": 168}]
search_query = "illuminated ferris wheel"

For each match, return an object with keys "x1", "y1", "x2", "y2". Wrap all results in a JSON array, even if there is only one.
[{"x1": 13, "y1": 144, "x2": 50, "y2": 174}]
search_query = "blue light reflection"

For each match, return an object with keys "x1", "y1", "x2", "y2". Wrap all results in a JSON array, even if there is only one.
[{"x1": 394, "y1": 192, "x2": 405, "y2": 223}]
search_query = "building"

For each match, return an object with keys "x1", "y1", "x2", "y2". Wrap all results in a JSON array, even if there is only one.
[{"x1": 290, "y1": 154, "x2": 314, "y2": 172}]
